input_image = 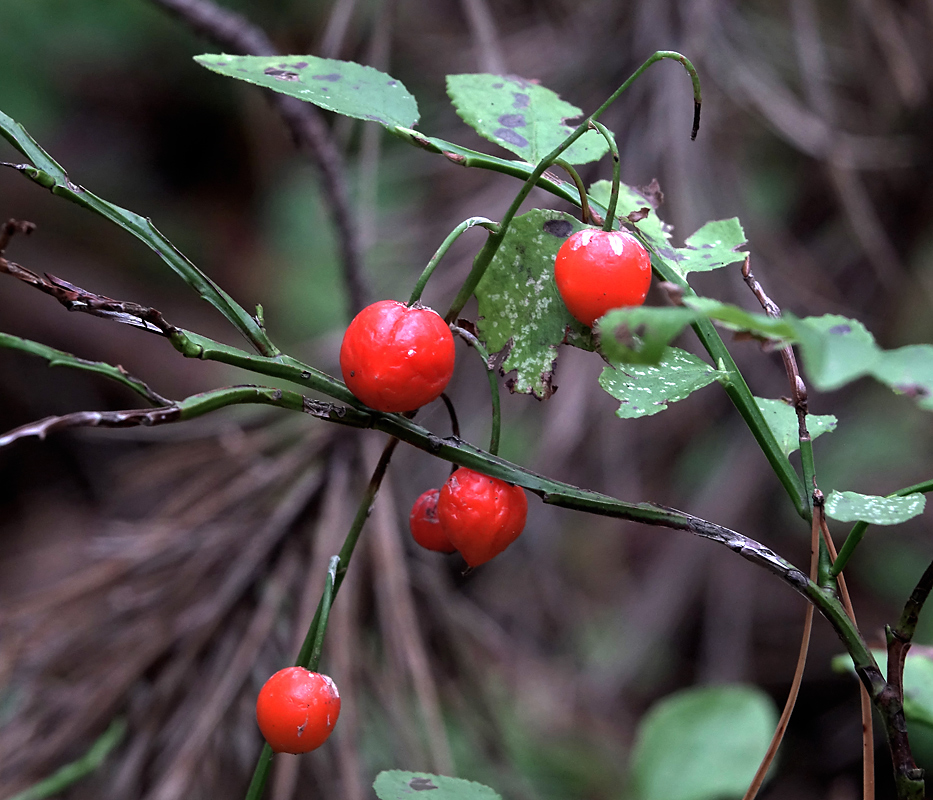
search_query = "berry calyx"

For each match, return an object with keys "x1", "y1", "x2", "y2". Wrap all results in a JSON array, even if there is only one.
[
  {"x1": 554, "y1": 228, "x2": 651, "y2": 327},
  {"x1": 409, "y1": 488, "x2": 457, "y2": 553},
  {"x1": 436, "y1": 468, "x2": 528, "y2": 567},
  {"x1": 339, "y1": 300, "x2": 456, "y2": 413},
  {"x1": 256, "y1": 667, "x2": 341, "y2": 754}
]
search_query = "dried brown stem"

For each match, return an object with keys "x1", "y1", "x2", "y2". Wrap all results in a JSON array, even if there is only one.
[{"x1": 149, "y1": 0, "x2": 368, "y2": 317}]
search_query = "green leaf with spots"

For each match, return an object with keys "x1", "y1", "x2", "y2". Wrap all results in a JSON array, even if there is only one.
[
  {"x1": 446, "y1": 74, "x2": 608, "y2": 165},
  {"x1": 754, "y1": 397, "x2": 837, "y2": 458},
  {"x1": 665, "y1": 218, "x2": 748, "y2": 279},
  {"x1": 194, "y1": 54, "x2": 419, "y2": 128},
  {"x1": 475, "y1": 209, "x2": 593, "y2": 399},
  {"x1": 374, "y1": 771, "x2": 502, "y2": 800},
  {"x1": 825, "y1": 490, "x2": 926, "y2": 525},
  {"x1": 629, "y1": 685, "x2": 778, "y2": 800},
  {"x1": 599, "y1": 348, "x2": 723, "y2": 418},
  {"x1": 794, "y1": 315, "x2": 880, "y2": 392},
  {"x1": 683, "y1": 297, "x2": 797, "y2": 341}
]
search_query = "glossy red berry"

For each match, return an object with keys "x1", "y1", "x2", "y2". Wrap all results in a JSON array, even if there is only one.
[
  {"x1": 339, "y1": 300, "x2": 456, "y2": 413},
  {"x1": 256, "y1": 667, "x2": 341, "y2": 754},
  {"x1": 436, "y1": 468, "x2": 528, "y2": 567},
  {"x1": 409, "y1": 488, "x2": 457, "y2": 553},
  {"x1": 553, "y1": 228, "x2": 651, "y2": 327}
]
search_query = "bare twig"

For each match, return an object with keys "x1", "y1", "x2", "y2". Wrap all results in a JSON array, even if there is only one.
[{"x1": 149, "y1": 0, "x2": 368, "y2": 317}]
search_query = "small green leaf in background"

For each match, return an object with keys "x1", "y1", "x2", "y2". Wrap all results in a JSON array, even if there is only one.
[
  {"x1": 599, "y1": 348, "x2": 723, "y2": 419},
  {"x1": 870, "y1": 344, "x2": 933, "y2": 411},
  {"x1": 373, "y1": 771, "x2": 502, "y2": 800},
  {"x1": 446, "y1": 74, "x2": 609, "y2": 165},
  {"x1": 667, "y1": 218, "x2": 748, "y2": 279},
  {"x1": 194, "y1": 54, "x2": 419, "y2": 128},
  {"x1": 475, "y1": 209, "x2": 593, "y2": 399},
  {"x1": 825, "y1": 490, "x2": 926, "y2": 525},
  {"x1": 599, "y1": 306, "x2": 701, "y2": 364},
  {"x1": 794, "y1": 315, "x2": 880, "y2": 392},
  {"x1": 629, "y1": 685, "x2": 778, "y2": 800},
  {"x1": 832, "y1": 650, "x2": 933, "y2": 728},
  {"x1": 754, "y1": 397, "x2": 838, "y2": 458}
]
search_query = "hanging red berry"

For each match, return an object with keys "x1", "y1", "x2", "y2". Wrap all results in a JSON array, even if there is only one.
[
  {"x1": 339, "y1": 300, "x2": 456, "y2": 413},
  {"x1": 256, "y1": 667, "x2": 341, "y2": 754},
  {"x1": 554, "y1": 228, "x2": 651, "y2": 327},
  {"x1": 436, "y1": 467, "x2": 528, "y2": 567},
  {"x1": 409, "y1": 488, "x2": 458, "y2": 553}
]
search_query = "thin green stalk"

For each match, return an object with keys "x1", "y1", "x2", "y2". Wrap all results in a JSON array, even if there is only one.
[
  {"x1": 832, "y1": 478, "x2": 933, "y2": 576},
  {"x1": 553, "y1": 159, "x2": 591, "y2": 224},
  {"x1": 0, "y1": 109, "x2": 278, "y2": 357},
  {"x1": 244, "y1": 746, "x2": 274, "y2": 800},
  {"x1": 451, "y1": 325, "x2": 500, "y2": 455},
  {"x1": 8, "y1": 718, "x2": 126, "y2": 800},
  {"x1": 295, "y1": 556, "x2": 340, "y2": 670},
  {"x1": 408, "y1": 217, "x2": 497, "y2": 306},
  {"x1": 0, "y1": 332, "x2": 170, "y2": 405},
  {"x1": 588, "y1": 121, "x2": 620, "y2": 230}
]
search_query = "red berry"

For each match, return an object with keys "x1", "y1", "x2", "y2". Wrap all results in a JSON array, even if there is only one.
[
  {"x1": 409, "y1": 488, "x2": 457, "y2": 553},
  {"x1": 339, "y1": 300, "x2": 455, "y2": 413},
  {"x1": 436, "y1": 468, "x2": 528, "y2": 567},
  {"x1": 553, "y1": 228, "x2": 651, "y2": 327},
  {"x1": 256, "y1": 667, "x2": 341, "y2": 754}
]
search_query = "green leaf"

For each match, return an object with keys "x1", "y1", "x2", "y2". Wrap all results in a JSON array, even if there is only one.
[
  {"x1": 194, "y1": 55, "x2": 419, "y2": 128},
  {"x1": 832, "y1": 650, "x2": 933, "y2": 728},
  {"x1": 825, "y1": 490, "x2": 926, "y2": 525},
  {"x1": 475, "y1": 209, "x2": 593, "y2": 399},
  {"x1": 683, "y1": 297, "x2": 797, "y2": 342},
  {"x1": 446, "y1": 74, "x2": 608, "y2": 165},
  {"x1": 373, "y1": 771, "x2": 502, "y2": 800},
  {"x1": 870, "y1": 344, "x2": 933, "y2": 411},
  {"x1": 629, "y1": 685, "x2": 778, "y2": 800},
  {"x1": 754, "y1": 397, "x2": 837, "y2": 458},
  {"x1": 589, "y1": 180, "x2": 671, "y2": 247},
  {"x1": 794, "y1": 315, "x2": 881, "y2": 392},
  {"x1": 599, "y1": 348, "x2": 723, "y2": 418},
  {"x1": 598, "y1": 307, "x2": 701, "y2": 365}
]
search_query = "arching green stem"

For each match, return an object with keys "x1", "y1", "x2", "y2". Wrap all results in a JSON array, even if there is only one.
[
  {"x1": 408, "y1": 217, "x2": 498, "y2": 306},
  {"x1": 832, "y1": 478, "x2": 933, "y2": 576},
  {"x1": 554, "y1": 159, "x2": 591, "y2": 224},
  {"x1": 451, "y1": 325, "x2": 500, "y2": 455},
  {"x1": 588, "y1": 121, "x2": 620, "y2": 230}
]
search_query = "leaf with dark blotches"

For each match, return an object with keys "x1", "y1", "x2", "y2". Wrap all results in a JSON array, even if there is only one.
[
  {"x1": 447, "y1": 74, "x2": 608, "y2": 165},
  {"x1": 373, "y1": 770, "x2": 502, "y2": 799},
  {"x1": 194, "y1": 54, "x2": 418, "y2": 128},
  {"x1": 474, "y1": 209, "x2": 594, "y2": 399}
]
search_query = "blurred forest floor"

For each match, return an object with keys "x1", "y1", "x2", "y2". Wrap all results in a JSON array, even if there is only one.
[{"x1": 1, "y1": 1, "x2": 933, "y2": 798}]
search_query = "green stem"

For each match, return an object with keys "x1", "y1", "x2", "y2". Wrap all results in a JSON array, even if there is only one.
[
  {"x1": 244, "y1": 745, "x2": 274, "y2": 800},
  {"x1": 451, "y1": 325, "x2": 500, "y2": 456},
  {"x1": 0, "y1": 332, "x2": 170, "y2": 405},
  {"x1": 831, "y1": 478, "x2": 933, "y2": 576},
  {"x1": 408, "y1": 217, "x2": 498, "y2": 306},
  {"x1": 553, "y1": 159, "x2": 591, "y2": 224},
  {"x1": 588, "y1": 121, "x2": 620, "y2": 230},
  {"x1": 0, "y1": 110, "x2": 279, "y2": 357},
  {"x1": 7, "y1": 719, "x2": 126, "y2": 800},
  {"x1": 295, "y1": 556, "x2": 340, "y2": 670}
]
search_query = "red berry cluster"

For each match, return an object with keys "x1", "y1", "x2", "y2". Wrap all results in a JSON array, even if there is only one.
[{"x1": 409, "y1": 468, "x2": 528, "y2": 568}]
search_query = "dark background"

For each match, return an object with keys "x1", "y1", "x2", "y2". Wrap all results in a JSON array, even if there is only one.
[{"x1": 1, "y1": 1, "x2": 933, "y2": 798}]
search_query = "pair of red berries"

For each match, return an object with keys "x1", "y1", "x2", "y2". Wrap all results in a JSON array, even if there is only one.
[
  {"x1": 256, "y1": 667, "x2": 341, "y2": 755},
  {"x1": 337, "y1": 228, "x2": 650, "y2": 415},
  {"x1": 410, "y1": 468, "x2": 528, "y2": 567}
]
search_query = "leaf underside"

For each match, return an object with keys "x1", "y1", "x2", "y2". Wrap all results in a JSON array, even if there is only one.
[
  {"x1": 373, "y1": 771, "x2": 502, "y2": 800},
  {"x1": 825, "y1": 490, "x2": 926, "y2": 525}
]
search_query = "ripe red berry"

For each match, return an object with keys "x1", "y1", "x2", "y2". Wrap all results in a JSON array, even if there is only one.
[
  {"x1": 436, "y1": 468, "x2": 528, "y2": 567},
  {"x1": 339, "y1": 300, "x2": 455, "y2": 413},
  {"x1": 256, "y1": 667, "x2": 341, "y2": 754},
  {"x1": 553, "y1": 228, "x2": 651, "y2": 327},
  {"x1": 409, "y1": 488, "x2": 457, "y2": 553}
]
